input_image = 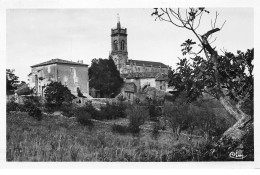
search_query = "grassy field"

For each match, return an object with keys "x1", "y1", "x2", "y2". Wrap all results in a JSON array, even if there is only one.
[{"x1": 6, "y1": 111, "x2": 207, "y2": 162}]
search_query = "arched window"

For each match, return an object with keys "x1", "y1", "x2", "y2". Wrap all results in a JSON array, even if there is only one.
[
  {"x1": 114, "y1": 40, "x2": 118, "y2": 51},
  {"x1": 121, "y1": 40, "x2": 125, "y2": 50}
]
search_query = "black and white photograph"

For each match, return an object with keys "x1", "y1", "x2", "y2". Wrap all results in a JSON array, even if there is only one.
[{"x1": 1, "y1": 0, "x2": 259, "y2": 169}]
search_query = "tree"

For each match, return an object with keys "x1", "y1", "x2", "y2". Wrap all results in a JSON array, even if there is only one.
[
  {"x1": 44, "y1": 82, "x2": 75, "y2": 107},
  {"x1": 89, "y1": 58, "x2": 124, "y2": 98},
  {"x1": 152, "y1": 8, "x2": 253, "y2": 147},
  {"x1": 6, "y1": 69, "x2": 20, "y2": 95}
]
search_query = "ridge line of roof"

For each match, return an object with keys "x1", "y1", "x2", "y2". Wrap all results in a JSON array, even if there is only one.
[{"x1": 31, "y1": 58, "x2": 88, "y2": 68}]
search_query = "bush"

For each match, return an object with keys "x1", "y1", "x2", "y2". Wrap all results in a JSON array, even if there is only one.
[
  {"x1": 127, "y1": 105, "x2": 149, "y2": 134},
  {"x1": 6, "y1": 101, "x2": 19, "y2": 113},
  {"x1": 152, "y1": 122, "x2": 160, "y2": 140},
  {"x1": 100, "y1": 102, "x2": 127, "y2": 120},
  {"x1": 148, "y1": 104, "x2": 159, "y2": 121},
  {"x1": 44, "y1": 82, "x2": 75, "y2": 107},
  {"x1": 24, "y1": 100, "x2": 43, "y2": 121},
  {"x1": 60, "y1": 103, "x2": 76, "y2": 117},
  {"x1": 76, "y1": 108, "x2": 94, "y2": 127},
  {"x1": 111, "y1": 124, "x2": 128, "y2": 135},
  {"x1": 84, "y1": 102, "x2": 101, "y2": 120}
]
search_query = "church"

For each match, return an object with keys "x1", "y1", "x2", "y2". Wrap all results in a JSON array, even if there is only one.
[
  {"x1": 109, "y1": 16, "x2": 169, "y2": 75},
  {"x1": 109, "y1": 16, "x2": 170, "y2": 100}
]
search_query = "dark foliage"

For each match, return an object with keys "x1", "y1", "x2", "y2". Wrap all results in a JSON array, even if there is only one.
[
  {"x1": 75, "y1": 109, "x2": 94, "y2": 127},
  {"x1": 127, "y1": 105, "x2": 148, "y2": 135},
  {"x1": 111, "y1": 124, "x2": 129, "y2": 135},
  {"x1": 23, "y1": 100, "x2": 43, "y2": 121},
  {"x1": 84, "y1": 102, "x2": 102, "y2": 120},
  {"x1": 6, "y1": 69, "x2": 20, "y2": 95},
  {"x1": 148, "y1": 104, "x2": 162, "y2": 122},
  {"x1": 89, "y1": 58, "x2": 124, "y2": 97},
  {"x1": 151, "y1": 122, "x2": 160, "y2": 140},
  {"x1": 77, "y1": 88, "x2": 84, "y2": 97},
  {"x1": 6, "y1": 101, "x2": 22, "y2": 113},
  {"x1": 59, "y1": 103, "x2": 77, "y2": 117},
  {"x1": 100, "y1": 102, "x2": 127, "y2": 120},
  {"x1": 44, "y1": 82, "x2": 75, "y2": 107}
]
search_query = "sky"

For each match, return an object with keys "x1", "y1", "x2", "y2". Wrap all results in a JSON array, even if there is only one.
[{"x1": 6, "y1": 8, "x2": 253, "y2": 82}]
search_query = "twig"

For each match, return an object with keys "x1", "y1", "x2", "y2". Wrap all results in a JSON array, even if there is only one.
[
  {"x1": 213, "y1": 12, "x2": 219, "y2": 29},
  {"x1": 220, "y1": 20, "x2": 226, "y2": 30},
  {"x1": 195, "y1": 12, "x2": 203, "y2": 30},
  {"x1": 210, "y1": 37, "x2": 217, "y2": 44}
]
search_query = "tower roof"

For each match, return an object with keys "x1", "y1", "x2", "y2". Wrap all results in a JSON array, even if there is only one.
[{"x1": 117, "y1": 13, "x2": 121, "y2": 29}]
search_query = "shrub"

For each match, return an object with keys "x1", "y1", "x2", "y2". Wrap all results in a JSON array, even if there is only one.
[
  {"x1": 84, "y1": 102, "x2": 101, "y2": 120},
  {"x1": 148, "y1": 104, "x2": 159, "y2": 122},
  {"x1": 111, "y1": 124, "x2": 128, "y2": 135},
  {"x1": 163, "y1": 103, "x2": 190, "y2": 140},
  {"x1": 76, "y1": 108, "x2": 94, "y2": 127},
  {"x1": 6, "y1": 100, "x2": 32, "y2": 113},
  {"x1": 24, "y1": 100, "x2": 43, "y2": 121},
  {"x1": 127, "y1": 105, "x2": 149, "y2": 134},
  {"x1": 152, "y1": 122, "x2": 160, "y2": 140},
  {"x1": 100, "y1": 102, "x2": 127, "y2": 120},
  {"x1": 60, "y1": 103, "x2": 76, "y2": 117},
  {"x1": 6, "y1": 101, "x2": 19, "y2": 113},
  {"x1": 44, "y1": 82, "x2": 75, "y2": 107}
]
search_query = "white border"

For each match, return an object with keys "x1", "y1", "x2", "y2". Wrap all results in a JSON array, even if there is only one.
[{"x1": 1, "y1": 0, "x2": 260, "y2": 170}]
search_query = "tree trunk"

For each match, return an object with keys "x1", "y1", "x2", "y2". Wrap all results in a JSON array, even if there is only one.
[
  {"x1": 201, "y1": 31, "x2": 253, "y2": 144},
  {"x1": 218, "y1": 96, "x2": 253, "y2": 143}
]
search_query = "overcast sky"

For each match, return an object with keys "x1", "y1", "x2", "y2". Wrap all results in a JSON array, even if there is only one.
[{"x1": 6, "y1": 8, "x2": 253, "y2": 82}]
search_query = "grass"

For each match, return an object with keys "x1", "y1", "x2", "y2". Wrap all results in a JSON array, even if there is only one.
[{"x1": 7, "y1": 111, "x2": 206, "y2": 162}]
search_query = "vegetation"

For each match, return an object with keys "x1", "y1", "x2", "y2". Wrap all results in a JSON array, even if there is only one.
[
  {"x1": 127, "y1": 105, "x2": 149, "y2": 135},
  {"x1": 6, "y1": 97, "x2": 43, "y2": 121},
  {"x1": 152, "y1": 8, "x2": 253, "y2": 150},
  {"x1": 44, "y1": 82, "x2": 75, "y2": 107},
  {"x1": 89, "y1": 58, "x2": 124, "y2": 97},
  {"x1": 75, "y1": 109, "x2": 94, "y2": 128},
  {"x1": 7, "y1": 108, "x2": 253, "y2": 161},
  {"x1": 6, "y1": 69, "x2": 20, "y2": 95},
  {"x1": 100, "y1": 102, "x2": 127, "y2": 120}
]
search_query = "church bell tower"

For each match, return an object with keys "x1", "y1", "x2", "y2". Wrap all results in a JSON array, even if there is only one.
[{"x1": 110, "y1": 14, "x2": 128, "y2": 73}]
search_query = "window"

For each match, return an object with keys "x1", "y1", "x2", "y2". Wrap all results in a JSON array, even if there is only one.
[
  {"x1": 114, "y1": 40, "x2": 118, "y2": 50},
  {"x1": 121, "y1": 40, "x2": 125, "y2": 50},
  {"x1": 127, "y1": 92, "x2": 131, "y2": 99}
]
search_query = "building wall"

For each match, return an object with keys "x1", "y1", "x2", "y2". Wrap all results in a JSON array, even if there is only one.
[
  {"x1": 29, "y1": 64, "x2": 57, "y2": 96},
  {"x1": 156, "y1": 80, "x2": 167, "y2": 91},
  {"x1": 57, "y1": 64, "x2": 89, "y2": 96},
  {"x1": 140, "y1": 78, "x2": 156, "y2": 89},
  {"x1": 124, "y1": 78, "x2": 141, "y2": 92},
  {"x1": 29, "y1": 63, "x2": 89, "y2": 97},
  {"x1": 124, "y1": 78, "x2": 168, "y2": 92}
]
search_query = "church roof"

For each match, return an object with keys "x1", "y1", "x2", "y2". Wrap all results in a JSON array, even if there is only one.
[
  {"x1": 121, "y1": 72, "x2": 168, "y2": 81},
  {"x1": 31, "y1": 58, "x2": 88, "y2": 68},
  {"x1": 126, "y1": 59, "x2": 168, "y2": 68}
]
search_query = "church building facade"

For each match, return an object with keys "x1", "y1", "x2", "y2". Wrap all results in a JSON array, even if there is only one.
[{"x1": 109, "y1": 17, "x2": 170, "y2": 100}]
